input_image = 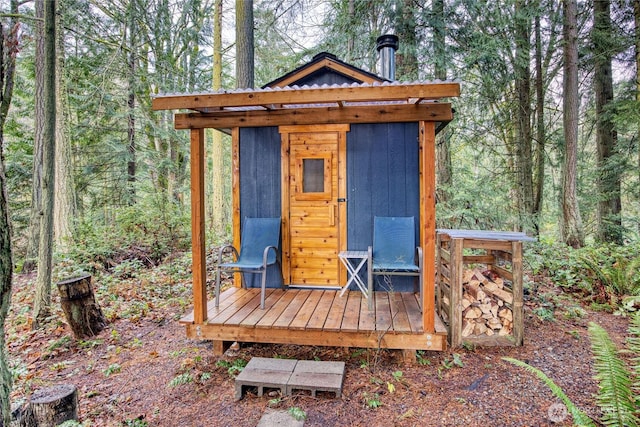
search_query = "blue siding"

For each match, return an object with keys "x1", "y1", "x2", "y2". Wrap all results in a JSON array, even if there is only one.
[
  {"x1": 346, "y1": 123, "x2": 420, "y2": 292},
  {"x1": 239, "y1": 127, "x2": 283, "y2": 288},
  {"x1": 238, "y1": 123, "x2": 421, "y2": 291}
]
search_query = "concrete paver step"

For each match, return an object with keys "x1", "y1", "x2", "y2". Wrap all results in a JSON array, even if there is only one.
[{"x1": 235, "y1": 357, "x2": 345, "y2": 400}]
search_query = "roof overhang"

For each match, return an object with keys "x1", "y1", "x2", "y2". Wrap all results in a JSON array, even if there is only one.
[{"x1": 152, "y1": 81, "x2": 460, "y2": 131}]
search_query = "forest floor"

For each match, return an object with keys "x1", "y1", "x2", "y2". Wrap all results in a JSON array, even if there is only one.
[{"x1": 5, "y1": 253, "x2": 633, "y2": 427}]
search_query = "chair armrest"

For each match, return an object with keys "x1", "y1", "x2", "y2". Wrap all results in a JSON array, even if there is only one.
[
  {"x1": 218, "y1": 244, "x2": 239, "y2": 264},
  {"x1": 262, "y1": 245, "x2": 279, "y2": 268}
]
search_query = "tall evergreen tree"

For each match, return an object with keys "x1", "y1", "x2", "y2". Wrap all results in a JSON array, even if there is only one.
[
  {"x1": 54, "y1": 0, "x2": 77, "y2": 249},
  {"x1": 561, "y1": 0, "x2": 584, "y2": 248},
  {"x1": 0, "y1": 1, "x2": 18, "y2": 423},
  {"x1": 24, "y1": 0, "x2": 45, "y2": 272},
  {"x1": 33, "y1": 0, "x2": 57, "y2": 328},
  {"x1": 236, "y1": 0, "x2": 254, "y2": 88},
  {"x1": 594, "y1": 0, "x2": 622, "y2": 244}
]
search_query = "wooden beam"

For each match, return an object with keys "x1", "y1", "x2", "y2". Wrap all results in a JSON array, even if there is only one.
[
  {"x1": 152, "y1": 82, "x2": 460, "y2": 111},
  {"x1": 174, "y1": 103, "x2": 453, "y2": 129},
  {"x1": 190, "y1": 128, "x2": 207, "y2": 324},
  {"x1": 184, "y1": 323, "x2": 447, "y2": 351},
  {"x1": 419, "y1": 121, "x2": 436, "y2": 333}
]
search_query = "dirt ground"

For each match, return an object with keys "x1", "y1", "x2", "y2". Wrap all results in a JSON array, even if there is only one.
[{"x1": 6, "y1": 267, "x2": 632, "y2": 427}]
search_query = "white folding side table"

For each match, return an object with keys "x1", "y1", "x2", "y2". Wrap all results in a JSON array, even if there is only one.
[{"x1": 338, "y1": 250, "x2": 368, "y2": 298}]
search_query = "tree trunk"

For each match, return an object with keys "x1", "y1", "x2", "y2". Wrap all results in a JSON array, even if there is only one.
[
  {"x1": 433, "y1": 0, "x2": 453, "y2": 211},
  {"x1": 210, "y1": 0, "x2": 226, "y2": 237},
  {"x1": 395, "y1": 0, "x2": 418, "y2": 80},
  {"x1": 21, "y1": 384, "x2": 78, "y2": 427},
  {"x1": 0, "y1": 2, "x2": 18, "y2": 425},
  {"x1": 53, "y1": 0, "x2": 77, "y2": 251},
  {"x1": 594, "y1": 0, "x2": 622, "y2": 244},
  {"x1": 24, "y1": 0, "x2": 45, "y2": 273},
  {"x1": 33, "y1": 0, "x2": 57, "y2": 328},
  {"x1": 235, "y1": 0, "x2": 254, "y2": 88},
  {"x1": 514, "y1": 0, "x2": 534, "y2": 232},
  {"x1": 532, "y1": 10, "x2": 545, "y2": 237},
  {"x1": 127, "y1": 0, "x2": 137, "y2": 203},
  {"x1": 561, "y1": 0, "x2": 584, "y2": 248},
  {"x1": 57, "y1": 275, "x2": 105, "y2": 338},
  {"x1": 635, "y1": 0, "x2": 640, "y2": 235}
]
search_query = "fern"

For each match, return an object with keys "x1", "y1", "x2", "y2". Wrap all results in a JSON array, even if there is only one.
[
  {"x1": 502, "y1": 357, "x2": 595, "y2": 427},
  {"x1": 589, "y1": 322, "x2": 639, "y2": 427},
  {"x1": 627, "y1": 314, "x2": 640, "y2": 412}
]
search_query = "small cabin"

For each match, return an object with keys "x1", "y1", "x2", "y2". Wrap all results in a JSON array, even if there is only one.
[{"x1": 152, "y1": 42, "x2": 460, "y2": 356}]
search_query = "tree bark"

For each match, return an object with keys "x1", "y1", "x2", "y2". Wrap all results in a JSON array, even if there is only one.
[
  {"x1": 395, "y1": 0, "x2": 418, "y2": 80},
  {"x1": 433, "y1": 0, "x2": 453, "y2": 211},
  {"x1": 514, "y1": 0, "x2": 534, "y2": 232},
  {"x1": 635, "y1": 0, "x2": 640, "y2": 235},
  {"x1": 210, "y1": 0, "x2": 226, "y2": 237},
  {"x1": 127, "y1": 0, "x2": 137, "y2": 203},
  {"x1": 22, "y1": 384, "x2": 78, "y2": 427},
  {"x1": 57, "y1": 275, "x2": 105, "y2": 338},
  {"x1": 561, "y1": 0, "x2": 584, "y2": 248},
  {"x1": 235, "y1": 0, "x2": 254, "y2": 88},
  {"x1": 24, "y1": 0, "x2": 45, "y2": 273},
  {"x1": 0, "y1": 2, "x2": 18, "y2": 425},
  {"x1": 533, "y1": 9, "x2": 545, "y2": 237},
  {"x1": 33, "y1": 0, "x2": 57, "y2": 328},
  {"x1": 53, "y1": 0, "x2": 77, "y2": 251},
  {"x1": 594, "y1": 0, "x2": 622, "y2": 244}
]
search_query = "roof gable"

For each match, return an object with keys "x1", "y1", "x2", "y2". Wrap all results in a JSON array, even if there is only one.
[{"x1": 263, "y1": 52, "x2": 386, "y2": 88}]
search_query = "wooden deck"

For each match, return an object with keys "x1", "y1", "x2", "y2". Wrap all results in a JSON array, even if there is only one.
[{"x1": 180, "y1": 288, "x2": 448, "y2": 351}]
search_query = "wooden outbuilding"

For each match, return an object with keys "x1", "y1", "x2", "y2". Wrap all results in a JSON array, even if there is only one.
[{"x1": 152, "y1": 51, "x2": 460, "y2": 355}]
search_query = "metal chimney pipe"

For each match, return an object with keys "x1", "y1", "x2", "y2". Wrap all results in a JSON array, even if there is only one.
[{"x1": 376, "y1": 34, "x2": 399, "y2": 80}]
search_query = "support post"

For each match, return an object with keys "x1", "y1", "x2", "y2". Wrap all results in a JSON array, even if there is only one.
[
  {"x1": 419, "y1": 121, "x2": 436, "y2": 333},
  {"x1": 511, "y1": 241, "x2": 524, "y2": 345},
  {"x1": 449, "y1": 238, "x2": 463, "y2": 348},
  {"x1": 191, "y1": 128, "x2": 207, "y2": 324}
]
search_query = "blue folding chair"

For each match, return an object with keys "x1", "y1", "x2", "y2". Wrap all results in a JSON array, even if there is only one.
[
  {"x1": 367, "y1": 217, "x2": 423, "y2": 311},
  {"x1": 215, "y1": 217, "x2": 281, "y2": 309}
]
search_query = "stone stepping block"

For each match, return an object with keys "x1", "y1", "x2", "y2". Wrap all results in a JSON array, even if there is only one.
[
  {"x1": 235, "y1": 357, "x2": 297, "y2": 400},
  {"x1": 286, "y1": 360, "x2": 345, "y2": 398}
]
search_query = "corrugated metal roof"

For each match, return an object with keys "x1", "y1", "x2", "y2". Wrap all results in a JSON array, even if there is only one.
[{"x1": 153, "y1": 80, "x2": 459, "y2": 99}]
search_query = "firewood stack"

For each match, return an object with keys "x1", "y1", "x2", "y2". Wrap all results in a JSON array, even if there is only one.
[{"x1": 443, "y1": 268, "x2": 514, "y2": 338}]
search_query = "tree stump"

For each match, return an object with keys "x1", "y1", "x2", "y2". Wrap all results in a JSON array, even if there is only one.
[
  {"x1": 56, "y1": 274, "x2": 105, "y2": 339},
  {"x1": 21, "y1": 384, "x2": 78, "y2": 427}
]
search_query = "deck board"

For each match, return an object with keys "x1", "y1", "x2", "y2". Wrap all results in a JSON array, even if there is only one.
[
  {"x1": 273, "y1": 289, "x2": 311, "y2": 329},
  {"x1": 401, "y1": 292, "x2": 423, "y2": 333},
  {"x1": 375, "y1": 292, "x2": 393, "y2": 332},
  {"x1": 306, "y1": 291, "x2": 335, "y2": 329},
  {"x1": 289, "y1": 290, "x2": 324, "y2": 330},
  {"x1": 358, "y1": 293, "x2": 376, "y2": 331},
  {"x1": 341, "y1": 292, "x2": 361, "y2": 332},
  {"x1": 180, "y1": 288, "x2": 448, "y2": 351},
  {"x1": 389, "y1": 292, "x2": 411, "y2": 333},
  {"x1": 323, "y1": 290, "x2": 349, "y2": 331},
  {"x1": 207, "y1": 288, "x2": 259, "y2": 325},
  {"x1": 257, "y1": 290, "x2": 300, "y2": 329}
]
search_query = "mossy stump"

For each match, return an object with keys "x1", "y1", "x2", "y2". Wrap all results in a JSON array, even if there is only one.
[{"x1": 57, "y1": 274, "x2": 106, "y2": 339}]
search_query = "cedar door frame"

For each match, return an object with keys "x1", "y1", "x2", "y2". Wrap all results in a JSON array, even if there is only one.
[{"x1": 279, "y1": 124, "x2": 349, "y2": 287}]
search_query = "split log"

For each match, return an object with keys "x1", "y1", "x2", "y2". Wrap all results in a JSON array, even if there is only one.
[
  {"x1": 21, "y1": 384, "x2": 78, "y2": 427},
  {"x1": 57, "y1": 274, "x2": 106, "y2": 339}
]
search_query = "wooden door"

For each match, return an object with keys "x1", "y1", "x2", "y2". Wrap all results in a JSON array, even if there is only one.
[{"x1": 280, "y1": 125, "x2": 348, "y2": 286}]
